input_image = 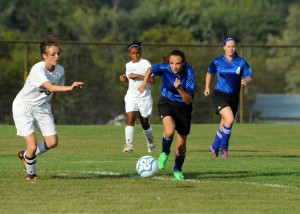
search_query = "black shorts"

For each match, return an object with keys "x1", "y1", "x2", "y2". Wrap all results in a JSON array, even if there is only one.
[
  {"x1": 212, "y1": 90, "x2": 239, "y2": 115},
  {"x1": 157, "y1": 96, "x2": 193, "y2": 136}
]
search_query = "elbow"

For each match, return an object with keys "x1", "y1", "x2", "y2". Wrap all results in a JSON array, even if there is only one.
[{"x1": 185, "y1": 100, "x2": 192, "y2": 105}]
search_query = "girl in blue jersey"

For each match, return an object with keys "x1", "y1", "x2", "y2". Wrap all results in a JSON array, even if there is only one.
[
  {"x1": 139, "y1": 50, "x2": 195, "y2": 180},
  {"x1": 204, "y1": 36, "x2": 253, "y2": 158}
]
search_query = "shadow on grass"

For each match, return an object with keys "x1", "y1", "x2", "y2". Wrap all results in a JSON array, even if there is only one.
[
  {"x1": 193, "y1": 148, "x2": 300, "y2": 158},
  {"x1": 184, "y1": 171, "x2": 300, "y2": 180}
]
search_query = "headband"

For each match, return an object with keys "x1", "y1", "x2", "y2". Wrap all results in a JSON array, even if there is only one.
[
  {"x1": 223, "y1": 37, "x2": 237, "y2": 44},
  {"x1": 127, "y1": 44, "x2": 141, "y2": 51}
]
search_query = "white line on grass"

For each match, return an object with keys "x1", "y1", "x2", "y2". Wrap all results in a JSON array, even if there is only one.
[{"x1": 75, "y1": 170, "x2": 294, "y2": 189}]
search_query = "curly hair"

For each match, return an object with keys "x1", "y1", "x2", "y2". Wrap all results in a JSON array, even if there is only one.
[{"x1": 40, "y1": 35, "x2": 60, "y2": 55}]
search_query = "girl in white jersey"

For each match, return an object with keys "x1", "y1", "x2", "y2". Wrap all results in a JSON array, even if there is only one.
[
  {"x1": 119, "y1": 41, "x2": 155, "y2": 153},
  {"x1": 13, "y1": 35, "x2": 84, "y2": 180}
]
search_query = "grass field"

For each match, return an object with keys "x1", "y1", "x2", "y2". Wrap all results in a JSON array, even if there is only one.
[{"x1": 0, "y1": 124, "x2": 299, "y2": 214}]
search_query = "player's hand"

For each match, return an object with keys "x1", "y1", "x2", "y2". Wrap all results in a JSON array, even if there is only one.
[
  {"x1": 119, "y1": 74, "x2": 127, "y2": 82},
  {"x1": 204, "y1": 89, "x2": 210, "y2": 97},
  {"x1": 174, "y1": 78, "x2": 181, "y2": 89},
  {"x1": 241, "y1": 78, "x2": 248, "y2": 86},
  {"x1": 71, "y1": 81, "x2": 84, "y2": 90}
]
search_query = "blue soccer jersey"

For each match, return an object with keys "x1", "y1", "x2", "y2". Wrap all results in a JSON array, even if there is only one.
[
  {"x1": 151, "y1": 63, "x2": 195, "y2": 103},
  {"x1": 208, "y1": 55, "x2": 253, "y2": 94}
]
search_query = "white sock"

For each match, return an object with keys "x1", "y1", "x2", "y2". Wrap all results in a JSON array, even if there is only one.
[
  {"x1": 125, "y1": 126, "x2": 134, "y2": 146},
  {"x1": 143, "y1": 126, "x2": 154, "y2": 144},
  {"x1": 35, "y1": 141, "x2": 48, "y2": 156},
  {"x1": 24, "y1": 154, "x2": 37, "y2": 175}
]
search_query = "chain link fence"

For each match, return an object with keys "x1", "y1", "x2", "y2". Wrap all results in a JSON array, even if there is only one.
[{"x1": 0, "y1": 41, "x2": 298, "y2": 124}]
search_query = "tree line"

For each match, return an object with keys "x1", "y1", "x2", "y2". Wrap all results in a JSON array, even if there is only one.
[{"x1": 0, "y1": 0, "x2": 299, "y2": 124}]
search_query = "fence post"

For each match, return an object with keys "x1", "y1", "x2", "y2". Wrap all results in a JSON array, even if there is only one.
[{"x1": 24, "y1": 42, "x2": 28, "y2": 81}]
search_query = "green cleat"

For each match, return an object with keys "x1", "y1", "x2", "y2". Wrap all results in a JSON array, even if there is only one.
[
  {"x1": 174, "y1": 171, "x2": 184, "y2": 181},
  {"x1": 158, "y1": 152, "x2": 169, "y2": 169}
]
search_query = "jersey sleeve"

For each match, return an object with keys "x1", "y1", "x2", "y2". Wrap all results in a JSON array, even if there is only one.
[
  {"x1": 185, "y1": 64, "x2": 195, "y2": 95},
  {"x1": 242, "y1": 60, "x2": 253, "y2": 78},
  {"x1": 30, "y1": 66, "x2": 49, "y2": 88},
  {"x1": 58, "y1": 70, "x2": 65, "y2": 86},
  {"x1": 151, "y1": 64, "x2": 165, "y2": 76},
  {"x1": 207, "y1": 60, "x2": 217, "y2": 76}
]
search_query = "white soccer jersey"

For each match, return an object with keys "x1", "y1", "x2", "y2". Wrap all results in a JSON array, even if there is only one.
[
  {"x1": 16, "y1": 61, "x2": 65, "y2": 106},
  {"x1": 125, "y1": 58, "x2": 151, "y2": 98}
]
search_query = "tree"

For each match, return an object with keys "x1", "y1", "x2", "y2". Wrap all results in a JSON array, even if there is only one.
[{"x1": 266, "y1": 5, "x2": 300, "y2": 94}]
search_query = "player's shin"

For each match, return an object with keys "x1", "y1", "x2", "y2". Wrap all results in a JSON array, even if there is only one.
[
  {"x1": 35, "y1": 140, "x2": 48, "y2": 156},
  {"x1": 25, "y1": 155, "x2": 37, "y2": 176}
]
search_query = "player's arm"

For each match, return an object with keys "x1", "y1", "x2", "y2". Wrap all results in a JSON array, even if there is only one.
[
  {"x1": 174, "y1": 78, "x2": 193, "y2": 105},
  {"x1": 204, "y1": 72, "x2": 212, "y2": 97},
  {"x1": 43, "y1": 81, "x2": 84, "y2": 92},
  {"x1": 138, "y1": 67, "x2": 152, "y2": 93},
  {"x1": 128, "y1": 72, "x2": 155, "y2": 84}
]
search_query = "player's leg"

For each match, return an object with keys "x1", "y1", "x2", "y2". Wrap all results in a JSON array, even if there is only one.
[
  {"x1": 22, "y1": 133, "x2": 38, "y2": 180},
  {"x1": 123, "y1": 111, "x2": 136, "y2": 153},
  {"x1": 157, "y1": 97, "x2": 175, "y2": 169},
  {"x1": 13, "y1": 98, "x2": 37, "y2": 180},
  {"x1": 34, "y1": 104, "x2": 58, "y2": 155},
  {"x1": 210, "y1": 128, "x2": 222, "y2": 157},
  {"x1": 123, "y1": 96, "x2": 138, "y2": 153},
  {"x1": 158, "y1": 116, "x2": 175, "y2": 169},
  {"x1": 173, "y1": 133, "x2": 186, "y2": 180},
  {"x1": 219, "y1": 106, "x2": 235, "y2": 157},
  {"x1": 140, "y1": 115, "x2": 155, "y2": 153},
  {"x1": 172, "y1": 104, "x2": 191, "y2": 180},
  {"x1": 139, "y1": 96, "x2": 155, "y2": 153}
]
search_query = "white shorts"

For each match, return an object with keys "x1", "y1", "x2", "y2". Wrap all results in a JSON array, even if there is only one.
[
  {"x1": 12, "y1": 97, "x2": 57, "y2": 137},
  {"x1": 124, "y1": 95, "x2": 153, "y2": 118}
]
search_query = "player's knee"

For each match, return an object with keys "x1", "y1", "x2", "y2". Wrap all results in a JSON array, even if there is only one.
[
  {"x1": 51, "y1": 141, "x2": 58, "y2": 148},
  {"x1": 45, "y1": 138, "x2": 58, "y2": 149},
  {"x1": 176, "y1": 146, "x2": 186, "y2": 156},
  {"x1": 27, "y1": 145, "x2": 37, "y2": 155}
]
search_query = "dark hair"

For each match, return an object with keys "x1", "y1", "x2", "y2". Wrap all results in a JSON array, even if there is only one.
[
  {"x1": 40, "y1": 35, "x2": 60, "y2": 55},
  {"x1": 127, "y1": 40, "x2": 141, "y2": 51},
  {"x1": 163, "y1": 50, "x2": 186, "y2": 64}
]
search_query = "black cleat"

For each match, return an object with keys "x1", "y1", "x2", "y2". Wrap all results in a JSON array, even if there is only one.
[{"x1": 18, "y1": 151, "x2": 27, "y2": 169}]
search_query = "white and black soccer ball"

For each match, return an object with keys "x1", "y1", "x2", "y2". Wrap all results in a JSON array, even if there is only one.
[{"x1": 136, "y1": 155, "x2": 159, "y2": 178}]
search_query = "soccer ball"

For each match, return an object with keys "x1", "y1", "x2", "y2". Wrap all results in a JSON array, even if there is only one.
[{"x1": 136, "y1": 155, "x2": 159, "y2": 178}]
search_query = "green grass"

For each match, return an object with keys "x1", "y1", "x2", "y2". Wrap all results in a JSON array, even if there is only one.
[{"x1": 0, "y1": 124, "x2": 299, "y2": 213}]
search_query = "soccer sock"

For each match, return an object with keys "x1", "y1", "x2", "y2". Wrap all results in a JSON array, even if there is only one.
[
  {"x1": 143, "y1": 126, "x2": 154, "y2": 144},
  {"x1": 174, "y1": 149, "x2": 186, "y2": 172},
  {"x1": 35, "y1": 141, "x2": 48, "y2": 156},
  {"x1": 24, "y1": 154, "x2": 37, "y2": 175},
  {"x1": 125, "y1": 126, "x2": 134, "y2": 146},
  {"x1": 212, "y1": 129, "x2": 222, "y2": 151},
  {"x1": 162, "y1": 135, "x2": 173, "y2": 155},
  {"x1": 221, "y1": 125, "x2": 231, "y2": 150}
]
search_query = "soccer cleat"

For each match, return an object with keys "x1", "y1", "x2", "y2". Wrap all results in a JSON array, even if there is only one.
[
  {"x1": 123, "y1": 144, "x2": 133, "y2": 153},
  {"x1": 18, "y1": 150, "x2": 27, "y2": 169},
  {"x1": 26, "y1": 174, "x2": 37, "y2": 181},
  {"x1": 209, "y1": 145, "x2": 218, "y2": 158},
  {"x1": 147, "y1": 143, "x2": 155, "y2": 153},
  {"x1": 220, "y1": 148, "x2": 228, "y2": 158},
  {"x1": 158, "y1": 152, "x2": 169, "y2": 169},
  {"x1": 174, "y1": 171, "x2": 184, "y2": 181}
]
